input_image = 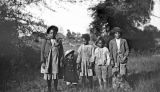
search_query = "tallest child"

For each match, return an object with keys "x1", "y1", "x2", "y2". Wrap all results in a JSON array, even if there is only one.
[
  {"x1": 109, "y1": 27, "x2": 129, "y2": 88},
  {"x1": 40, "y1": 25, "x2": 64, "y2": 92}
]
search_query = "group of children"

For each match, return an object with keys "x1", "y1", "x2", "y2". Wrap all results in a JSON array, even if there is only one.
[{"x1": 40, "y1": 25, "x2": 129, "y2": 92}]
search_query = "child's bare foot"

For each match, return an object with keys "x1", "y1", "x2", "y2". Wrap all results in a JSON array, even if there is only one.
[{"x1": 100, "y1": 85, "x2": 103, "y2": 90}]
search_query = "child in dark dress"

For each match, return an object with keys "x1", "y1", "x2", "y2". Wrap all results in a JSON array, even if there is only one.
[{"x1": 64, "y1": 49, "x2": 78, "y2": 87}]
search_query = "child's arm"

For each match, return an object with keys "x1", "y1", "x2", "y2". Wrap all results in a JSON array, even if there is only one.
[
  {"x1": 40, "y1": 39, "x2": 46, "y2": 63},
  {"x1": 109, "y1": 41, "x2": 114, "y2": 67},
  {"x1": 90, "y1": 47, "x2": 96, "y2": 63},
  {"x1": 124, "y1": 39, "x2": 129, "y2": 60},
  {"x1": 53, "y1": 39, "x2": 60, "y2": 46},
  {"x1": 76, "y1": 45, "x2": 82, "y2": 64},
  {"x1": 76, "y1": 45, "x2": 82, "y2": 70},
  {"x1": 105, "y1": 48, "x2": 111, "y2": 66}
]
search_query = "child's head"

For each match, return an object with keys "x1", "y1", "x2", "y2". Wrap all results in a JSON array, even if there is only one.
[
  {"x1": 65, "y1": 50, "x2": 74, "y2": 59},
  {"x1": 96, "y1": 37, "x2": 105, "y2": 48},
  {"x1": 46, "y1": 25, "x2": 58, "y2": 39},
  {"x1": 112, "y1": 27, "x2": 122, "y2": 39},
  {"x1": 81, "y1": 34, "x2": 90, "y2": 45}
]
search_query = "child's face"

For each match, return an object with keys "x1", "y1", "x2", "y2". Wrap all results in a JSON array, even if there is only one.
[
  {"x1": 97, "y1": 40, "x2": 103, "y2": 48},
  {"x1": 47, "y1": 29, "x2": 57, "y2": 39},
  {"x1": 114, "y1": 32, "x2": 121, "y2": 39},
  {"x1": 82, "y1": 38, "x2": 88, "y2": 45},
  {"x1": 67, "y1": 53, "x2": 74, "y2": 59}
]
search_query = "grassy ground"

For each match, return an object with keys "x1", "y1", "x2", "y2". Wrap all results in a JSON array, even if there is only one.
[{"x1": 1, "y1": 41, "x2": 160, "y2": 92}]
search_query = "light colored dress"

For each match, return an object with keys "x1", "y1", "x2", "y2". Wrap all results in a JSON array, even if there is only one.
[
  {"x1": 43, "y1": 39, "x2": 60, "y2": 80},
  {"x1": 76, "y1": 44, "x2": 95, "y2": 77}
]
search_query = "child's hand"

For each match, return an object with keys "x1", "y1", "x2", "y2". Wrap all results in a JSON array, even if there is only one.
[
  {"x1": 40, "y1": 59, "x2": 45, "y2": 64},
  {"x1": 110, "y1": 60, "x2": 115, "y2": 68},
  {"x1": 77, "y1": 64, "x2": 80, "y2": 70},
  {"x1": 120, "y1": 57, "x2": 127, "y2": 64},
  {"x1": 41, "y1": 63, "x2": 46, "y2": 68},
  {"x1": 88, "y1": 62, "x2": 93, "y2": 69},
  {"x1": 60, "y1": 57, "x2": 64, "y2": 67}
]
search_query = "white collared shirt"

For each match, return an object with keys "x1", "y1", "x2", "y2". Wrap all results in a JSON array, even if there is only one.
[{"x1": 116, "y1": 38, "x2": 121, "y2": 52}]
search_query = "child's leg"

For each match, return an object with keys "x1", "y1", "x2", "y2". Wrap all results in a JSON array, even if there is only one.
[
  {"x1": 102, "y1": 66, "x2": 108, "y2": 89},
  {"x1": 102, "y1": 78, "x2": 107, "y2": 89},
  {"x1": 47, "y1": 79, "x2": 52, "y2": 92},
  {"x1": 88, "y1": 76, "x2": 93, "y2": 89},
  {"x1": 53, "y1": 79, "x2": 58, "y2": 91},
  {"x1": 81, "y1": 76, "x2": 86, "y2": 88},
  {"x1": 95, "y1": 65, "x2": 103, "y2": 89},
  {"x1": 98, "y1": 78, "x2": 103, "y2": 89}
]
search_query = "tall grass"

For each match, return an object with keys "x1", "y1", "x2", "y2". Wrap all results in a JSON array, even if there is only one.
[
  {"x1": 1, "y1": 40, "x2": 160, "y2": 92},
  {"x1": 2, "y1": 54, "x2": 160, "y2": 92}
]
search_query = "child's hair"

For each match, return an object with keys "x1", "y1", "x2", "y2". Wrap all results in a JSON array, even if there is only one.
[
  {"x1": 81, "y1": 34, "x2": 90, "y2": 41},
  {"x1": 46, "y1": 25, "x2": 58, "y2": 34},
  {"x1": 96, "y1": 37, "x2": 105, "y2": 46}
]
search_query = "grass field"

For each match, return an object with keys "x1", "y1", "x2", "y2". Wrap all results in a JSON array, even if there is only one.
[{"x1": 1, "y1": 41, "x2": 160, "y2": 92}]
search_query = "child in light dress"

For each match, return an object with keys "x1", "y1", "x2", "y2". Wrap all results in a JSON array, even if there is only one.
[{"x1": 76, "y1": 34, "x2": 95, "y2": 88}]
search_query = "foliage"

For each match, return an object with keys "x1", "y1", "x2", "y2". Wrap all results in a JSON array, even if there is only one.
[
  {"x1": 90, "y1": 0, "x2": 154, "y2": 34},
  {"x1": 89, "y1": 0, "x2": 160, "y2": 51},
  {"x1": 0, "y1": 0, "x2": 47, "y2": 36},
  {"x1": 144, "y1": 25, "x2": 159, "y2": 32}
]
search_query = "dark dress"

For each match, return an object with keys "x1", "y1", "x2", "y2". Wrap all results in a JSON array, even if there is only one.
[{"x1": 64, "y1": 57, "x2": 78, "y2": 83}]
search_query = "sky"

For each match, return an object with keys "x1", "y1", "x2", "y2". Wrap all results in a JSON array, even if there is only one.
[
  {"x1": 20, "y1": 0, "x2": 105, "y2": 35},
  {"x1": 19, "y1": 0, "x2": 160, "y2": 35},
  {"x1": 150, "y1": 0, "x2": 160, "y2": 29}
]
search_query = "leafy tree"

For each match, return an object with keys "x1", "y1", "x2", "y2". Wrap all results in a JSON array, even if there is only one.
[
  {"x1": 0, "y1": 0, "x2": 45, "y2": 89},
  {"x1": 71, "y1": 32, "x2": 77, "y2": 38},
  {"x1": 144, "y1": 25, "x2": 159, "y2": 32},
  {"x1": 89, "y1": 0, "x2": 159, "y2": 51},
  {"x1": 90, "y1": 0, "x2": 154, "y2": 35},
  {"x1": 66, "y1": 29, "x2": 72, "y2": 39}
]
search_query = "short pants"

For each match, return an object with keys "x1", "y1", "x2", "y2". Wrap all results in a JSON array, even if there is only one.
[
  {"x1": 112, "y1": 64, "x2": 127, "y2": 76},
  {"x1": 95, "y1": 65, "x2": 108, "y2": 80}
]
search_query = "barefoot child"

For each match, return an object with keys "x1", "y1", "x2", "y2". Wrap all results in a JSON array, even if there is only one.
[
  {"x1": 92, "y1": 37, "x2": 110, "y2": 90},
  {"x1": 76, "y1": 34, "x2": 95, "y2": 88},
  {"x1": 109, "y1": 27, "x2": 129, "y2": 90},
  {"x1": 64, "y1": 49, "x2": 78, "y2": 87},
  {"x1": 40, "y1": 25, "x2": 64, "y2": 92}
]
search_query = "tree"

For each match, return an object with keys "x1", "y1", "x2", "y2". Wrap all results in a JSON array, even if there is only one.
[
  {"x1": 90, "y1": 0, "x2": 154, "y2": 35},
  {"x1": 0, "y1": 1, "x2": 45, "y2": 88},
  {"x1": 66, "y1": 29, "x2": 72, "y2": 39},
  {"x1": 76, "y1": 32, "x2": 81, "y2": 38},
  {"x1": 144, "y1": 25, "x2": 159, "y2": 32},
  {"x1": 71, "y1": 31, "x2": 76, "y2": 39}
]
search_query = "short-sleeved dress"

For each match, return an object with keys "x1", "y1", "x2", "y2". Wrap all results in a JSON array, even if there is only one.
[{"x1": 76, "y1": 44, "x2": 95, "y2": 77}]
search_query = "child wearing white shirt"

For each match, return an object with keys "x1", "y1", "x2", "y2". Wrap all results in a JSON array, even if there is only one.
[{"x1": 92, "y1": 37, "x2": 110, "y2": 90}]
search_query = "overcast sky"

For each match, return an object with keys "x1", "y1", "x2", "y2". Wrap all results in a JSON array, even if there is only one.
[
  {"x1": 150, "y1": 0, "x2": 160, "y2": 29},
  {"x1": 20, "y1": 0, "x2": 160, "y2": 35}
]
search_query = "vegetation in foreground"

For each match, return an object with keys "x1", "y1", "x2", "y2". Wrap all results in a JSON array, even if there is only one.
[{"x1": 1, "y1": 46, "x2": 160, "y2": 92}]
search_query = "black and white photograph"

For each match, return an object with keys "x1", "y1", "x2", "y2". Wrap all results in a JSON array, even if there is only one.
[{"x1": 0, "y1": 0, "x2": 160, "y2": 92}]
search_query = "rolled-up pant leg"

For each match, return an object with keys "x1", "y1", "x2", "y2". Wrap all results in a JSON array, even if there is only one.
[{"x1": 120, "y1": 64, "x2": 127, "y2": 76}]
